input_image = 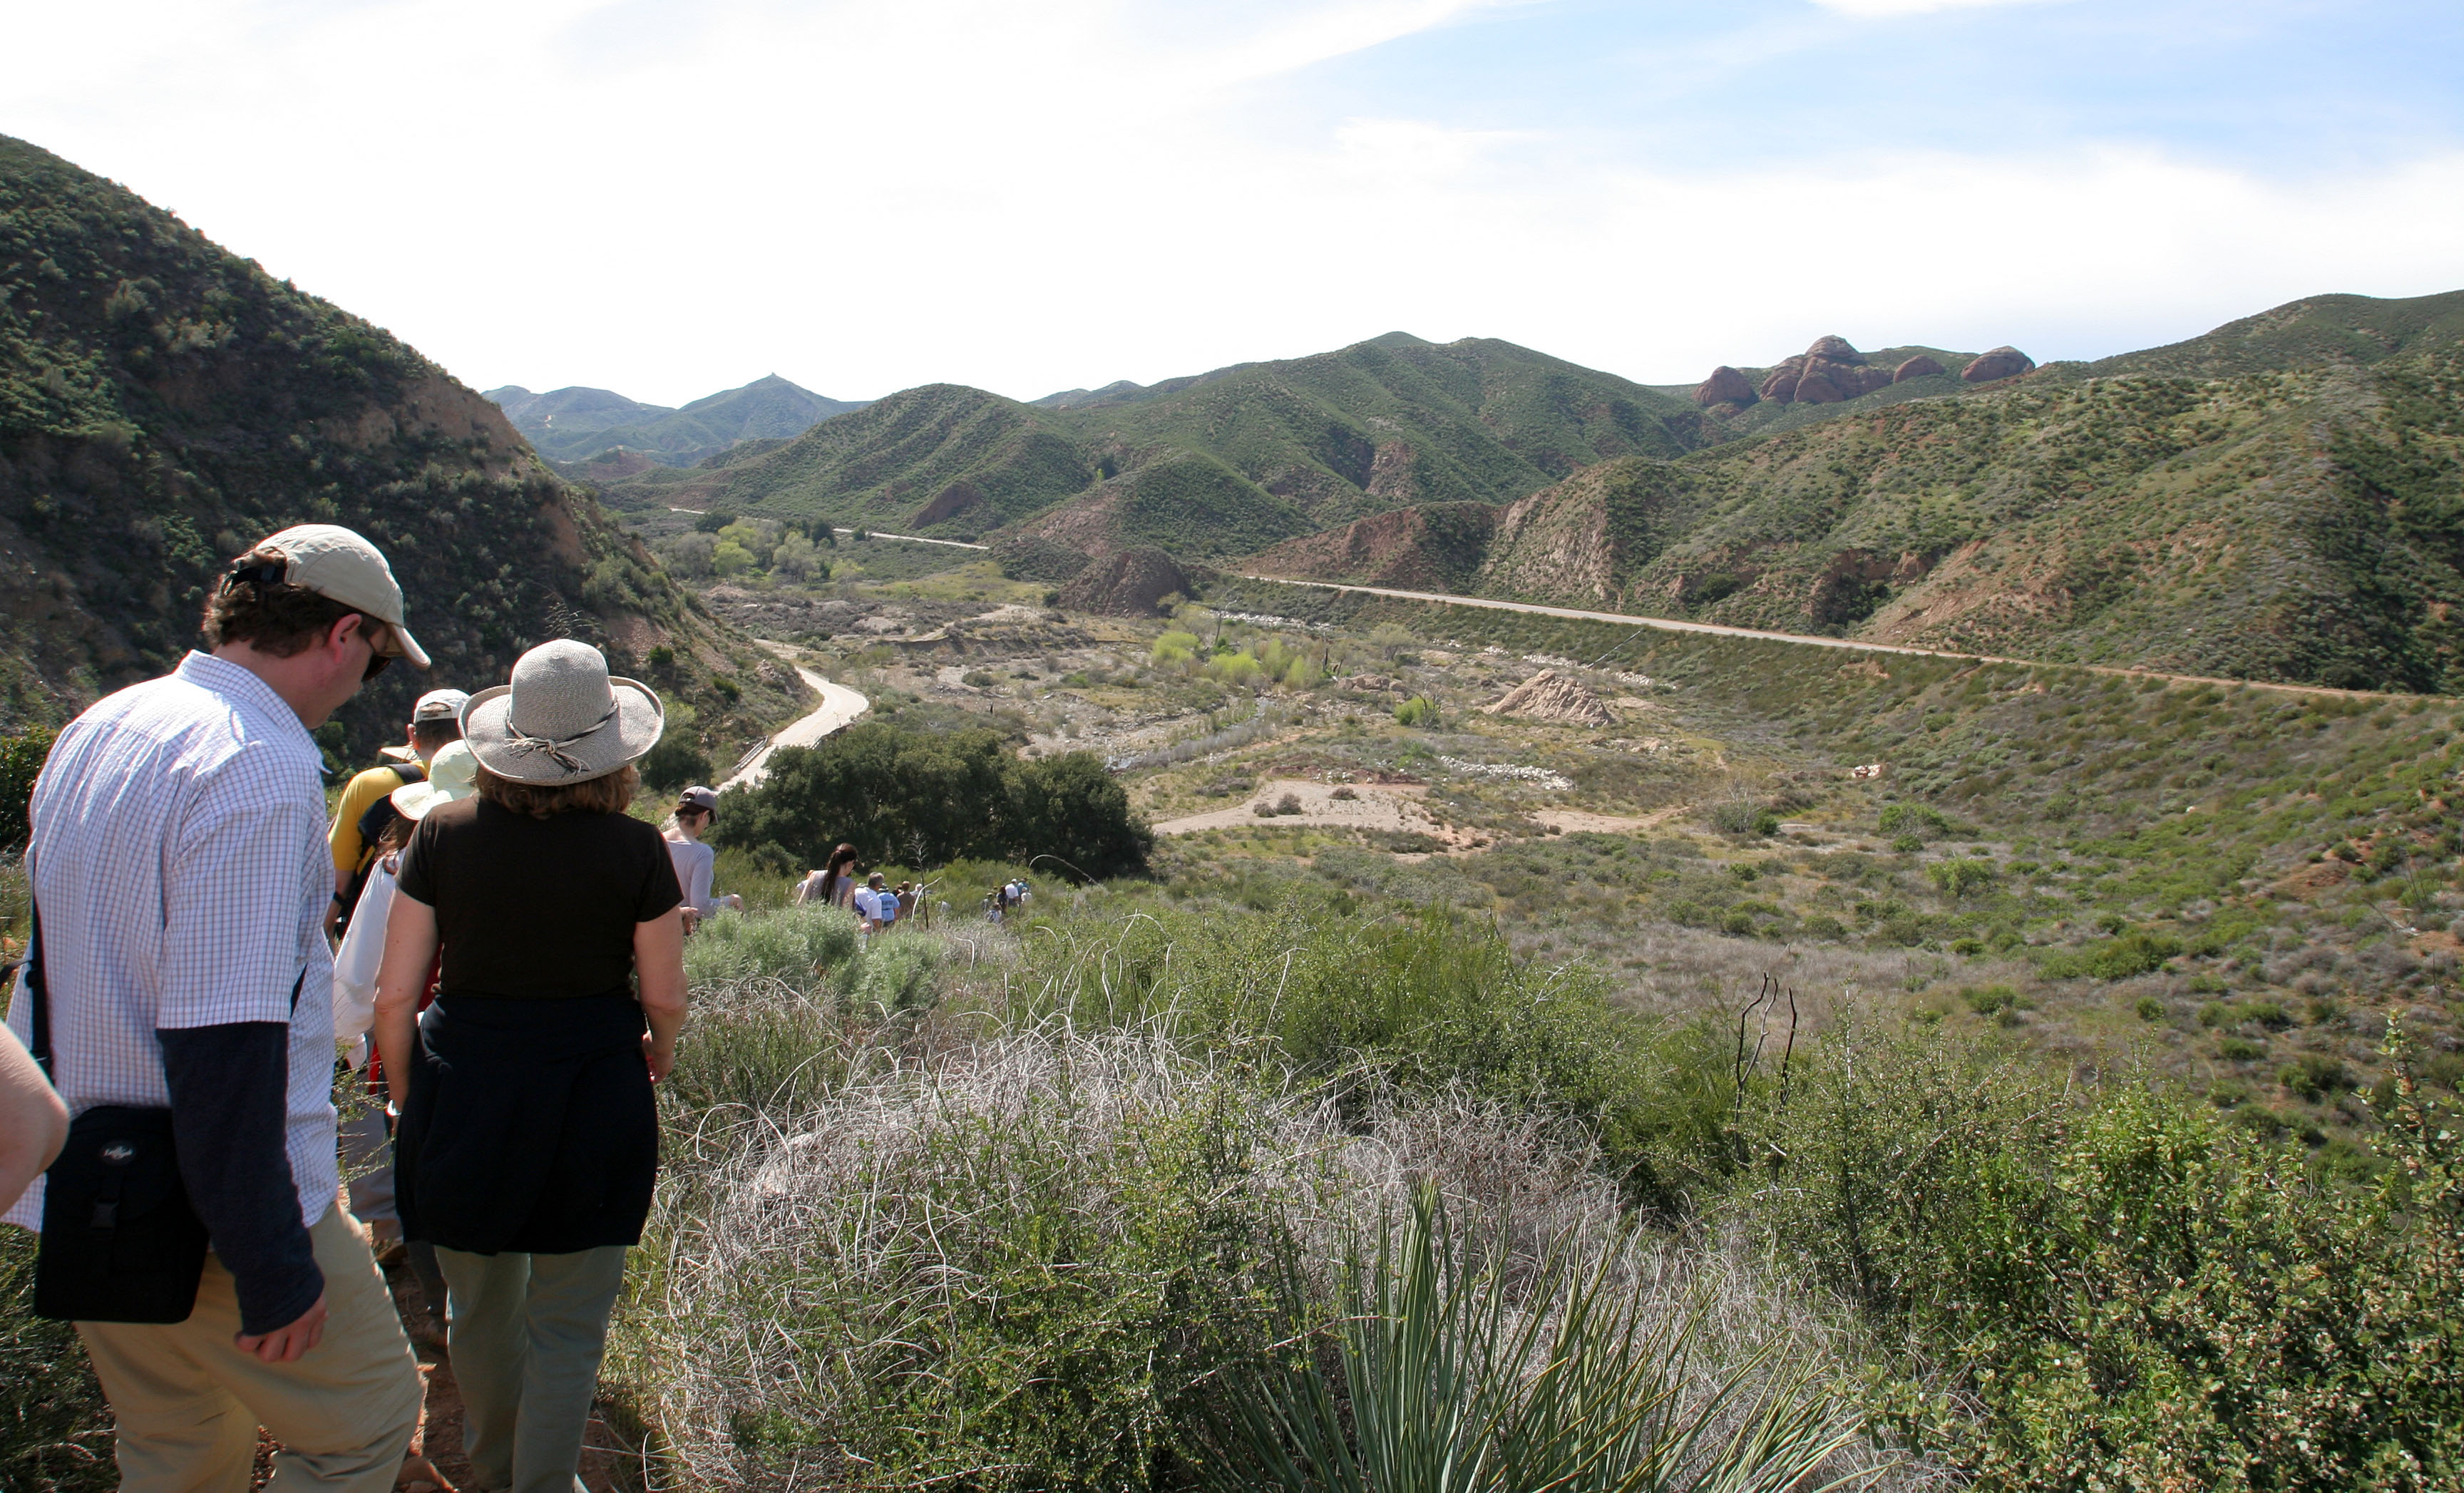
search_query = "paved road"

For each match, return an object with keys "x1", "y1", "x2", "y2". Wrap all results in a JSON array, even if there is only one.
[
  {"x1": 720, "y1": 664, "x2": 871, "y2": 790},
  {"x1": 1241, "y1": 575, "x2": 2430, "y2": 702}
]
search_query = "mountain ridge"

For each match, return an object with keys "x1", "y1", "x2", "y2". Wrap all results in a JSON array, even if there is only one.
[
  {"x1": 488, "y1": 373, "x2": 868, "y2": 466},
  {"x1": 0, "y1": 134, "x2": 808, "y2": 758}
]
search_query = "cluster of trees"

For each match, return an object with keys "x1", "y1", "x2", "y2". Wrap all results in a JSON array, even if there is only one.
[
  {"x1": 712, "y1": 722, "x2": 1151, "y2": 878},
  {"x1": 1150, "y1": 628, "x2": 1321, "y2": 689},
  {"x1": 655, "y1": 513, "x2": 838, "y2": 582}
]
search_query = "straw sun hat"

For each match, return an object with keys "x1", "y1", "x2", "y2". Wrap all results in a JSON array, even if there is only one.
[{"x1": 459, "y1": 640, "x2": 664, "y2": 785}]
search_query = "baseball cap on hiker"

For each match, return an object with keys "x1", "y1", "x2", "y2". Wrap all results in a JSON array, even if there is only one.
[
  {"x1": 391, "y1": 740, "x2": 478, "y2": 821},
  {"x1": 411, "y1": 688, "x2": 470, "y2": 723},
  {"x1": 678, "y1": 786, "x2": 719, "y2": 814},
  {"x1": 248, "y1": 523, "x2": 431, "y2": 669}
]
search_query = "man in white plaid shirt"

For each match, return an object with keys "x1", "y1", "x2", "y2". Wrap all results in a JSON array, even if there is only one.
[{"x1": 4, "y1": 525, "x2": 431, "y2": 1492}]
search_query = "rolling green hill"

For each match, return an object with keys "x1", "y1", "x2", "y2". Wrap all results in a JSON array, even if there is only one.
[
  {"x1": 1248, "y1": 292, "x2": 2464, "y2": 692},
  {"x1": 0, "y1": 135, "x2": 806, "y2": 759},
  {"x1": 488, "y1": 374, "x2": 866, "y2": 466},
  {"x1": 587, "y1": 332, "x2": 1715, "y2": 553}
]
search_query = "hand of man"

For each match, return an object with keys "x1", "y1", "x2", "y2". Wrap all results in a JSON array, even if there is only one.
[
  {"x1": 644, "y1": 1035, "x2": 676, "y2": 1083},
  {"x1": 235, "y1": 1293, "x2": 329, "y2": 1363}
]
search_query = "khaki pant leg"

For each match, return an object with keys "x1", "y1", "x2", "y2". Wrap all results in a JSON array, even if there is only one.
[{"x1": 78, "y1": 1205, "x2": 423, "y2": 1493}]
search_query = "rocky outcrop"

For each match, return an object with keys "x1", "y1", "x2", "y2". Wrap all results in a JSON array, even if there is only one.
[
  {"x1": 1961, "y1": 346, "x2": 2036, "y2": 383},
  {"x1": 1056, "y1": 545, "x2": 1193, "y2": 617},
  {"x1": 1758, "y1": 336, "x2": 1894, "y2": 405},
  {"x1": 1482, "y1": 669, "x2": 1616, "y2": 728},
  {"x1": 1693, "y1": 366, "x2": 1757, "y2": 406},
  {"x1": 1892, "y1": 355, "x2": 1947, "y2": 383}
]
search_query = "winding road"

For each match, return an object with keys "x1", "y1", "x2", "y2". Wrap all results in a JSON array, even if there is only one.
[
  {"x1": 1241, "y1": 575, "x2": 2433, "y2": 702},
  {"x1": 721, "y1": 661, "x2": 870, "y2": 790}
]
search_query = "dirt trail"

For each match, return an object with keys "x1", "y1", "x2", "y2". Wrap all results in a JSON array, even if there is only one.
[
  {"x1": 1244, "y1": 576, "x2": 2444, "y2": 703},
  {"x1": 722, "y1": 650, "x2": 871, "y2": 789}
]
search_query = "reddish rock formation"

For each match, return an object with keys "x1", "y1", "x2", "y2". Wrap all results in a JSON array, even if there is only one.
[
  {"x1": 1961, "y1": 346, "x2": 2036, "y2": 383},
  {"x1": 1892, "y1": 355, "x2": 1947, "y2": 383},
  {"x1": 1757, "y1": 337, "x2": 1895, "y2": 404},
  {"x1": 1693, "y1": 366, "x2": 1757, "y2": 406},
  {"x1": 1792, "y1": 370, "x2": 1846, "y2": 405}
]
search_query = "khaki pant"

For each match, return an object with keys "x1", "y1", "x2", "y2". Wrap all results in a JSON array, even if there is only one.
[
  {"x1": 435, "y1": 1246, "x2": 628, "y2": 1493},
  {"x1": 77, "y1": 1203, "x2": 423, "y2": 1493}
]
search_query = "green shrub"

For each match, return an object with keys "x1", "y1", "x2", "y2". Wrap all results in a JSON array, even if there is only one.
[
  {"x1": 1739, "y1": 1021, "x2": 2464, "y2": 1489},
  {"x1": 2280, "y1": 1053, "x2": 2354, "y2": 1101},
  {"x1": 2042, "y1": 930, "x2": 2180, "y2": 980},
  {"x1": 637, "y1": 729, "x2": 712, "y2": 794},
  {"x1": 0, "y1": 727, "x2": 54, "y2": 851},
  {"x1": 1709, "y1": 801, "x2": 1778, "y2": 838},
  {"x1": 2135, "y1": 995, "x2": 2167, "y2": 1022},
  {"x1": 1395, "y1": 695, "x2": 1439, "y2": 727},
  {"x1": 2219, "y1": 1035, "x2": 2268, "y2": 1061},
  {"x1": 681, "y1": 903, "x2": 861, "y2": 987}
]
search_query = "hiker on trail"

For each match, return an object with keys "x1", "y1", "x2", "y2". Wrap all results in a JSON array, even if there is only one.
[
  {"x1": 662, "y1": 784, "x2": 743, "y2": 931},
  {"x1": 4, "y1": 525, "x2": 428, "y2": 1492},
  {"x1": 0, "y1": 1022, "x2": 66, "y2": 1213},
  {"x1": 855, "y1": 871, "x2": 895, "y2": 932},
  {"x1": 794, "y1": 842, "x2": 858, "y2": 909},
  {"x1": 328, "y1": 687, "x2": 468, "y2": 938},
  {"x1": 374, "y1": 639, "x2": 688, "y2": 1493},
  {"x1": 331, "y1": 738, "x2": 475, "y2": 1342}
]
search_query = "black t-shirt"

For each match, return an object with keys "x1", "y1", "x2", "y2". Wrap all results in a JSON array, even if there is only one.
[{"x1": 396, "y1": 797, "x2": 682, "y2": 999}]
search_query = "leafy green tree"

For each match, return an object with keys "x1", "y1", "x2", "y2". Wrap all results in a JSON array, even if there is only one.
[{"x1": 712, "y1": 722, "x2": 1150, "y2": 878}]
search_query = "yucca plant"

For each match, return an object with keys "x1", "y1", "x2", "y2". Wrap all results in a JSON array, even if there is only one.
[{"x1": 1195, "y1": 1187, "x2": 1879, "y2": 1493}]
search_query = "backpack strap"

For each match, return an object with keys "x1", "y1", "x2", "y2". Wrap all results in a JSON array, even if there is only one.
[{"x1": 26, "y1": 897, "x2": 49, "y2": 1081}]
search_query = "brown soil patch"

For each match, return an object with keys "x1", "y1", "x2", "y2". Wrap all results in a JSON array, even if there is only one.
[{"x1": 1154, "y1": 779, "x2": 1469, "y2": 844}]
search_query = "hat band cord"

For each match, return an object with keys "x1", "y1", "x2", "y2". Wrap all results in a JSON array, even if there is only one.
[{"x1": 503, "y1": 700, "x2": 622, "y2": 776}]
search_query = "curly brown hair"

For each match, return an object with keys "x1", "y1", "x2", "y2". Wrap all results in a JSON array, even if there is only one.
[
  {"x1": 473, "y1": 763, "x2": 639, "y2": 819},
  {"x1": 200, "y1": 548, "x2": 365, "y2": 657}
]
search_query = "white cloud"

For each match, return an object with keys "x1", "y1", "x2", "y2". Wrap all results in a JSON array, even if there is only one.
[{"x1": 1, "y1": 1, "x2": 2455, "y2": 406}]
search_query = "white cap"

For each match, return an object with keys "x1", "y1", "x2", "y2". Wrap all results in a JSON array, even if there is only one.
[
  {"x1": 411, "y1": 688, "x2": 470, "y2": 724},
  {"x1": 253, "y1": 524, "x2": 430, "y2": 669}
]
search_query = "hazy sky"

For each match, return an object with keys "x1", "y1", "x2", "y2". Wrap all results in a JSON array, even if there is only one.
[{"x1": 8, "y1": 0, "x2": 2460, "y2": 405}]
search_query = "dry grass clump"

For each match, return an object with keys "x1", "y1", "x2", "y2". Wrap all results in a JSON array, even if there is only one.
[{"x1": 613, "y1": 1015, "x2": 1903, "y2": 1491}]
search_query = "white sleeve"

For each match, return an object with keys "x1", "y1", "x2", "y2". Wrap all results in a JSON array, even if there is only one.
[
  {"x1": 688, "y1": 846, "x2": 716, "y2": 915},
  {"x1": 329, "y1": 866, "x2": 396, "y2": 1068}
]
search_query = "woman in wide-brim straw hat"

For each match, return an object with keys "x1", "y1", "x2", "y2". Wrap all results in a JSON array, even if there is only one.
[{"x1": 371, "y1": 639, "x2": 688, "y2": 1493}]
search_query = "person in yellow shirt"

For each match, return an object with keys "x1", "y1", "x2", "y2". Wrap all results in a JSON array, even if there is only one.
[{"x1": 327, "y1": 687, "x2": 467, "y2": 937}]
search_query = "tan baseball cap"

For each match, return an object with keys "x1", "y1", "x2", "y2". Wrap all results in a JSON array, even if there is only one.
[
  {"x1": 254, "y1": 524, "x2": 431, "y2": 669},
  {"x1": 411, "y1": 688, "x2": 470, "y2": 722}
]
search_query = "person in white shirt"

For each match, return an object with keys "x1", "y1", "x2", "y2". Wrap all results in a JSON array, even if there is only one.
[
  {"x1": 6, "y1": 525, "x2": 426, "y2": 1491},
  {"x1": 662, "y1": 785, "x2": 741, "y2": 930}
]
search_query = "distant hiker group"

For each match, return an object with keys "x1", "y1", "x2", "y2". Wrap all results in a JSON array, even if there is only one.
[{"x1": 792, "y1": 842, "x2": 940, "y2": 930}]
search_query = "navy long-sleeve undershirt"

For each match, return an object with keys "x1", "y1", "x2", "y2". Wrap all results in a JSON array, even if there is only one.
[{"x1": 159, "y1": 1022, "x2": 323, "y2": 1335}]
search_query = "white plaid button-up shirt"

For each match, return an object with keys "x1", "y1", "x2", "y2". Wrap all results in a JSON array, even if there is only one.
[{"x1": 4, "y1": 652, "x2": 340, "y2": 1231}]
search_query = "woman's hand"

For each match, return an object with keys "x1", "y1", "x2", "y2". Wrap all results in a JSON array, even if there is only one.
[{"x1": 634, "y1": 906, "x2": 689, "y2": 1087}]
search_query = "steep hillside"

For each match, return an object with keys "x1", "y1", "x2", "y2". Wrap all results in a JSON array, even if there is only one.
[
  {"x1": 488, "y1": 374, "x2": 865, "y2": 466},
  {"x1": 674, "y1": 383, "x2": 1096, "y2": 537},
  {"x1": 2081, "y1": 290, "x2": 2464, "y2": 380},
  {"x1": 1239, "y1": 308, "x2": 2464, "y2": 692},
  {"x1": 1007, "y1": 450, "x2": 1313, "y2": 562},
  {"x1": 1245, "y1": 501, "x2": 1498, "y2": 592},
  {"x1": 0, "y1": 135, "x2": 807, "y2": 757},
  {"x1": 1051, "y1": 333, "x2": 1708, "y2": 525}
]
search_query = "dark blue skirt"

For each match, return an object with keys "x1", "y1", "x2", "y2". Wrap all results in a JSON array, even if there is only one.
[{"x1": 396, "y1": 991, "x2": 658, "y2": 1256}]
